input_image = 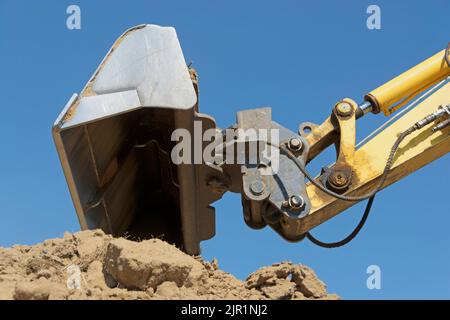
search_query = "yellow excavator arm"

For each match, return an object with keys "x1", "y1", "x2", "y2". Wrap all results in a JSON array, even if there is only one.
[
  {"x1": 297, "y1": 46, "x2": 450, "y2": 244},
  {"x1": 366, "y1": 47, "x2": 450, "y2": 116}
]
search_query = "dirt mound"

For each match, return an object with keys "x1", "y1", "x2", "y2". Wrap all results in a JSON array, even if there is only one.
[{"x1": 0, "y1": 230, "x2": 339, "y2": 300}]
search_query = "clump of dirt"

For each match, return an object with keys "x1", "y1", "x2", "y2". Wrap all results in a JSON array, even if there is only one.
[{"x1": 0, "y1": 230, "x2": 339, "y2": 300}]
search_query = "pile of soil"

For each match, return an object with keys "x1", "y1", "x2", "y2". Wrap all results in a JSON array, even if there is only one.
[{"x1": 0, "y1": 230, "x2": 339, "y2": 300}]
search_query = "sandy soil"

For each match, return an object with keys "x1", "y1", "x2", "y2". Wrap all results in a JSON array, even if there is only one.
[{"x1": 0, "y1": 230, "x2": 339, "y2": 300}]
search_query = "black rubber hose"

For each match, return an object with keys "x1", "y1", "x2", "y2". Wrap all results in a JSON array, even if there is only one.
[{"x1": 306, "y1": 195, "x2": 375, "y2": 248}]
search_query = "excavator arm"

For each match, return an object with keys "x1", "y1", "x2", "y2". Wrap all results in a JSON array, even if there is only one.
[
  {"x1": 296, "y1": 47, "x2": 450, "y2": 238},
  {"x1": 53, "y1": 25, "x2": 450, "y2": 254},
  {"x1": 303, "y1": 85, "x2": 450, "y2": 237}
]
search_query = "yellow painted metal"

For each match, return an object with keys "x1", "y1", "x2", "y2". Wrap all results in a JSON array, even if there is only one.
[
  {"x1": 296, "y1": 82, "x2": 450, "y2": 235},
  {"x1": 366, "y1": 49, "x2": 450, "y2": 116},
  {"x1": 333, "y1": 99, "x2": 357, "y2": 169},
  {"x1": 304, "y1": 117, "x2": 336, "y2": 162}
]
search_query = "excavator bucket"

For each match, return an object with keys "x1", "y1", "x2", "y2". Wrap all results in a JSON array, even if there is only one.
[{"x1": 53, "y1": 25, "x2": 217, "y2": 254}]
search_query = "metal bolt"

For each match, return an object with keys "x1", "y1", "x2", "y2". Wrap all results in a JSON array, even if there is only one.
[
  {"x1": 336, "y1": 102, "x2": 353, "y2": 117},
  {"x1": 288, "y1": 138, "x2": 303, "y2": 151},
  {"x1": 250, "y1": 180, "x2": 265, "y2": 195},
  {"x1": 328, "y1": 170, "x2": 349, "y2": 187},
  {"x1": 288, "y1": 195, "x2": 304, "y2": 210}
]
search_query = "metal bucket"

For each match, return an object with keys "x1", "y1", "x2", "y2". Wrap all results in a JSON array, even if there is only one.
[{"x1": 53, "y1": 25, "x2": 217, "y2": 254}]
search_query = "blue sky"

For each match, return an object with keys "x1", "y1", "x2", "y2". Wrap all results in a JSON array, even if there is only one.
[{"x1": 0, "y1": 0, "x2": 449, "y2": 299}]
